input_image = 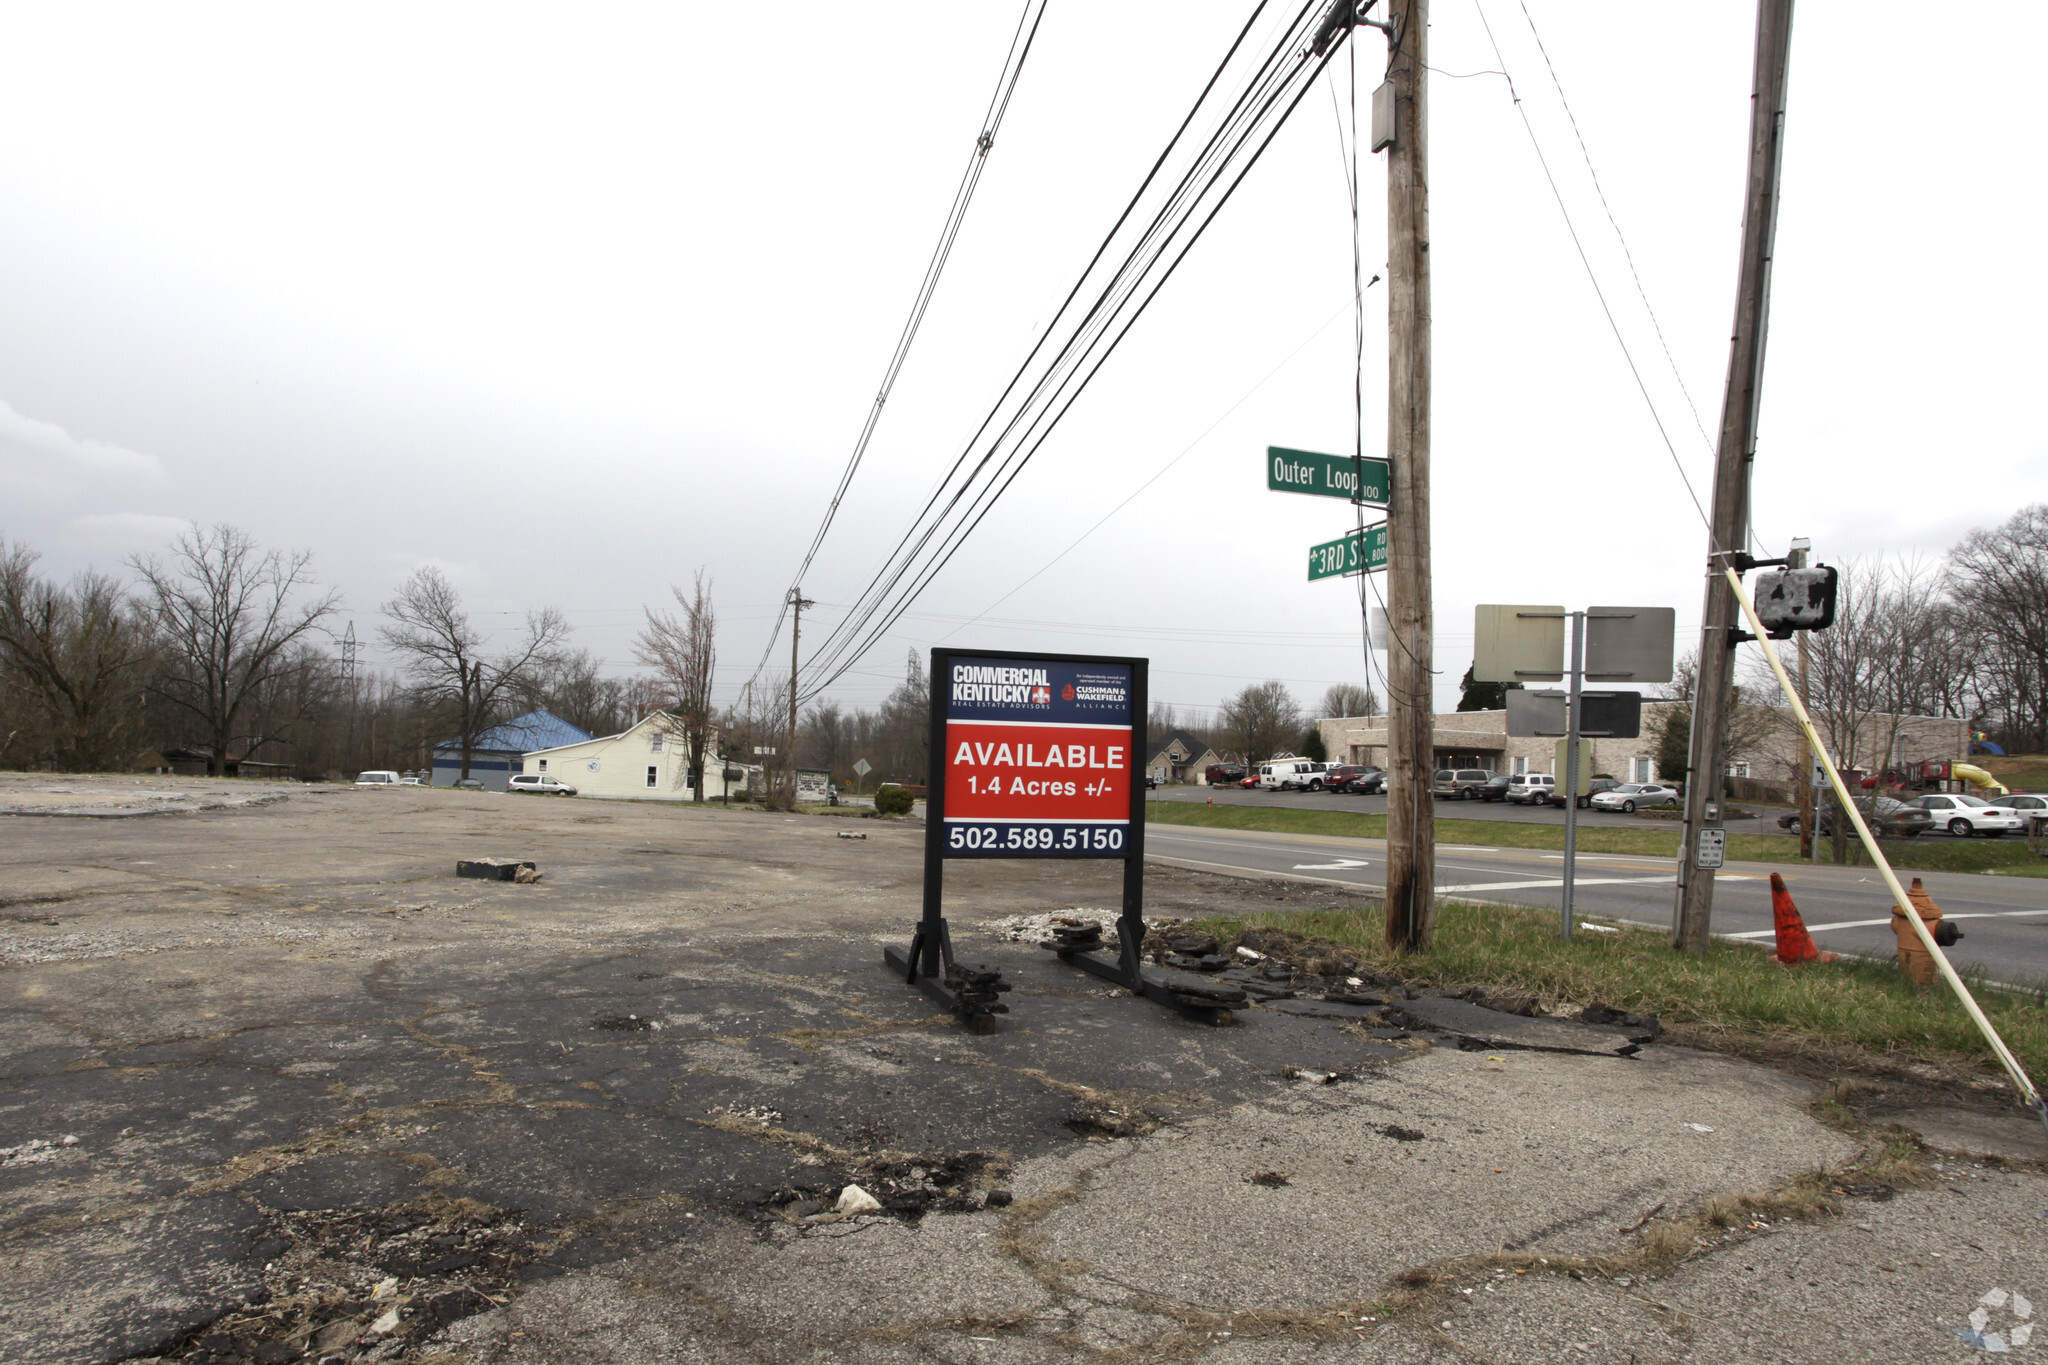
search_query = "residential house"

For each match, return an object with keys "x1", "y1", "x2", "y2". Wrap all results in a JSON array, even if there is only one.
[
  {"x1": 1144, "y1": 728, "x2": 1224, "y2": 785},
  {"x1": 520, "y1": 713, "x2": 741, "y2": 802}
]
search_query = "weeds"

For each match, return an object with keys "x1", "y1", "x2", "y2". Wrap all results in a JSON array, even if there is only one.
[{"x1": 1194, "y1": 899, "x2": 2048, "y2": 1083}]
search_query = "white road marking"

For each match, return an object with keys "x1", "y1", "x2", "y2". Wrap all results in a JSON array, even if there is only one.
[
  {"x1": 1726, "y1": 908, "x2": 2048, "y2": 940},
  {"x1": 1293, "y1": 859, "x2": 1373, "y2": 870},
  {"x1": 1437, "y1": 875, "x2": 1675, "y2": 893}
]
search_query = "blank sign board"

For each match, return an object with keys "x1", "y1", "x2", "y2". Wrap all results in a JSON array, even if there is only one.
[
  {"x1": 1506, "y1": 690, "x2": 1643, "y2": 738},
  {"x1": 1585, "y1": 607, "x2": 1675, "y2": 684},
  {"x1": 1473, "y1": 605, "x2": 1564, "y2": 683}
]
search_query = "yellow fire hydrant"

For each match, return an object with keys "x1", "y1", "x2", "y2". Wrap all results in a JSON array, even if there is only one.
[{"x1": 1891, "y1": 877, "x2": 1945, "y2": 988}]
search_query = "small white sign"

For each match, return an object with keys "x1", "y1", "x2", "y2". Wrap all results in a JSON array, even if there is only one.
[{"x1": 1695, "y1": 828, "x2": 1726, "y2": 870}]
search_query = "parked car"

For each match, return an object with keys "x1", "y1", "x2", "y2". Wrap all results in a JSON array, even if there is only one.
[
  {"x1": 1505, "y1": 773, "x2": 1556, "y2": 805},
  {"x1": 1259, "y1": 759, "x2": 1330, "y2": 791},
  {"x1": 1239, "y1": 773, "x2": 1261, "y2": 788},
  {"x1": 1908, "y1": 793, "x2": 2024, "y2": 837},
  {"x1": 1588, "y1": 782, "x2": 1681, "y2": 813},
  {"x1": 1205, "y1": 763, "x2": 1248, "y2": 787},
  {"x1": 1144, "y1": 773, "x2": 1158, "y2": 790},
  {"x1": 1999, "y1": 793, "x2": 2048, "y2": 814},
  {"x1": 397, "y1": 775, "x2": 424, "y2": 786},
  {"x1": 1432, "y1": 768, "x2": 1496, "y2": 800},
  {"x1": 1548, "y1": 777, "x2": 1621, "y2": 810},
  {"x1": 354, "y1": 770, "x2": 402, "y2": 786},
  {"x1": 508, "y1": 773, "x2": 578, "y2": 797},
  {"x1": 1478, "y1": 774, "x2": 1512, "y2": 802},
  {"x1": 1321, "y1": 764, "x2": 1372, "y2": 792},
  {"x1": 453, "y1": 778, "x2": 485, "y2": 791},
  {"x1": 1778, "y1": 796, "x2": 1932, "y2": 839},
  {"x1": 1339, "y1": 766, "x2": 1387, "y2": 794}
]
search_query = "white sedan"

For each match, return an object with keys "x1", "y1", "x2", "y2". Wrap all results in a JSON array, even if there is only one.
[
  {"x1": 1588, "y1": 783, "x2": 1681, "y2": 813},
  {"x1": 1909, "y1": 793, "x2": 2024, "y2": 837}
]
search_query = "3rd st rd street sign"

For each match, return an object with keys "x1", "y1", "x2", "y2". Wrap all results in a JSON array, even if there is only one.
[
  {"x1": 1268, "y1": 446, "x2": 1389, "y2": 505},
  {"x1": 1308, "y1": 523, "x2": 1388, "y2": 580}
]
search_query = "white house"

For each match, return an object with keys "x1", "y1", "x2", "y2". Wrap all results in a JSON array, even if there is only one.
[{"x1": 521, "y1": 714, "x2": 742, "y2": 802}]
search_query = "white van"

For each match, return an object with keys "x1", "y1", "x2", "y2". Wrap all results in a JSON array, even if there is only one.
[
  {"x1": 1507, "y1": 773, "x2": 1556, "y2": 805},
  {"x1": 354, "y1": 770, "x2": 402, "y2": 786},
  {"x1": 1258, "y1": 759, "x2": 1330, "y2": 792}
]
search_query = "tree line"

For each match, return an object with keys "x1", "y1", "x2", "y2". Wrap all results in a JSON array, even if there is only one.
[{"x1": 0, "y1": 524, "x2": 933, "y2": 790}]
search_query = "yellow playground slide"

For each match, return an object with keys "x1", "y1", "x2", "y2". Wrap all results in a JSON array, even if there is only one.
[{"x1": 1953, "y1": 761, "x2": 2009, "y2": 795}]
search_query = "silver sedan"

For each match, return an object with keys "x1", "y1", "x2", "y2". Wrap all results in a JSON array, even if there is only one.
[{"x1": 1588, "y1": 783, "x2": 1680, "y2": 813}]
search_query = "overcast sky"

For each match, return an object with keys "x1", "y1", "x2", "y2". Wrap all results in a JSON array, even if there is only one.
[{"x1": 2, "y1": 1, "x2": 2042, "y2": 723}]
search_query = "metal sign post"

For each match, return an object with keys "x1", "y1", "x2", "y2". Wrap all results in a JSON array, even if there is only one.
[
  {"x1": 1484, "y1": 604, "x2": 1670, "y2": 939},
  {"x1": 1561, "y1": 611, "x2": 1584, "y2": 939}
]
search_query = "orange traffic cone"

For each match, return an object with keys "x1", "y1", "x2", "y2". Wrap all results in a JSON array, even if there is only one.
[{"x1": 1768, "y1": 873, "x2": 1837, "y2": 964}]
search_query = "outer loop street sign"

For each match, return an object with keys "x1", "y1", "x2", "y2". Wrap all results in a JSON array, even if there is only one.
[
  {"x1": 1268, "y1": 446, "x2": 1389, "y2": 505},
  {"x1": 1308, "y1": 523, "x2": 1388, "y2": 580}
]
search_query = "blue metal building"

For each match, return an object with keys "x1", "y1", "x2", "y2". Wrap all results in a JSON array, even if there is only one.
[{"x1": 430, "y1": 709, "x2": 594, "y2": 790}]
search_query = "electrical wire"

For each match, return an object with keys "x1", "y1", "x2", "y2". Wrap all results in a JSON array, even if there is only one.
[
  {"x1": 1512, "y1": 0, "x2": 1716, "y2": 459},
  {"x1": 800, "y1": 3, "x2": 1351, "y2": 698},
  {"x1": 803, "y1": 2, "x2": 1315, "y2": 683},
  {"x1": 1470, "y1": 0, "x2": 1719, "y2": 548},
  {"x1": 744, "y1": 0, "x2": 1049, "y2": 691}
]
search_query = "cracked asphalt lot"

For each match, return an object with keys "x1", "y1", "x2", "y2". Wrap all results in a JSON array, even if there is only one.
[{"x1": 3, "y1": 775, "x2": 2044, "y2": 1365}]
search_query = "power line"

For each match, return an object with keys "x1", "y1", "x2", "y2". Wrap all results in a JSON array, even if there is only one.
[
  {"x1": 745, "y1": 0, "x2": 1049, "y2": 691},
  {"x1": 1471, "y1": 0, "x2": 1718, "y2": 545},
  {"x1": 804, "y1": 2, "x2": 1313, "y2": 681},
  {"x1": 801, "y1": 2, "x2": 1355, "y2": 697}
]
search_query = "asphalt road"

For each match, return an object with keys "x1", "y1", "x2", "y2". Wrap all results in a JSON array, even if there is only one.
[
  {"x1": 1142, "y1": 820, "x2": 2048, "y2": 984},
  {"x1": 1151, "y1": 781, "x2": 1792, "y2": 836}
]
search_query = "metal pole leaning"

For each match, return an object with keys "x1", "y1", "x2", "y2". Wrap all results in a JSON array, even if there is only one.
[{"x1": 1726, "y1": 567, "x2": 2046, "y2": 1134}]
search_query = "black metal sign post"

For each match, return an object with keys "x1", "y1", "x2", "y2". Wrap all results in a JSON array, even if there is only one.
[{"x1": 884, "y1": 648, "x2": 1238, "y2": 1028}]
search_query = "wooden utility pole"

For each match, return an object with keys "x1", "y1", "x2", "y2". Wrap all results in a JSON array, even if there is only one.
[
  {"x1": 785, "y1": 588, "x2": 813, "y2": 809},
  {"x1": 1674, "y1": 0, "x2": 1796, "y2": 951},
  {"x1": 1381, "y1": 0, "x2": 1434, "y2": 951}
]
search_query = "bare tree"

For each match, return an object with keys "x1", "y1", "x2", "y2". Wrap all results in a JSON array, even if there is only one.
[
  {"x1": 635, "y1": 572, "x2": 717, "y2": 801},
  {"x1": 1949, "y1": 504, "x2": 2048, "y2": 751},
  {"x1": 130, "y1": 525, "x2": 339, "y2": 776},
  {"x1": 1319, "y1": 682, "x2": 1379, "y2": 720},
  {"x1": 380, "y1": 567, "x2": 568, "y2": 781},
  {"x1": 518, "y1": 647, "x2": 635, "y2": 738},
  {"x1": 0, "y1": 539, "x2": 158, "y2": 770},
  {"x1": 1222, "y1": 680, "x2": 1301, "y2": 766}
]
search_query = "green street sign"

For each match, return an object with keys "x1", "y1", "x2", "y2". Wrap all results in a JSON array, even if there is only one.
[
  {"x1": 1308, "y1": 523, "x2": 1388, "y2": 580},
  {"x1": 1267, "y1": 446, "x2": 1389, "y2": 504}
]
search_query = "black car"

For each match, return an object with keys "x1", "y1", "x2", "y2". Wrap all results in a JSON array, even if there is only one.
[
  {"x1": 1478, "y1": 774, "x2": 1512, "y2": 802},
  {"x1": 1336, "y1": 766, "x2": 1386, "y2": 794},
  {"x1": 1549, "y1": 777, "x2": 1622, "y2": 809}
]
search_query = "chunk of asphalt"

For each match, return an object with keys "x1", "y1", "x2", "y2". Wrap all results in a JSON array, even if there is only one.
[
  {"x1": 1391, "y1": 996, "x2": 1647, "y2": 1056},
  {"x1": 456, "y1": 858, "x2": 536, "y2": 881},
  {"x1": 1262, "y1": 999, "x2": 1383, "y2": 1021}
]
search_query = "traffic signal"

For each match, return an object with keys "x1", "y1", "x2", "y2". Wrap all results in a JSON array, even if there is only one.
[{"x1": 1751, "y1": 565, "x2": 1838, "y2": 638}]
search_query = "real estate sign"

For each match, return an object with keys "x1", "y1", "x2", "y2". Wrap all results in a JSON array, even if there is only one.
[{"x1": 932, "y1": 651, "x2": 1142, "y2": 858}]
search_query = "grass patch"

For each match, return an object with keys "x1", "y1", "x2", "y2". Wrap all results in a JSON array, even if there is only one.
[
  {"x1": 1143, "y1": 800, "x2": 2048, "y2": 876},
  {"x1": 1194, "y1": 897, "x2": 2048, "y2": 1083}
]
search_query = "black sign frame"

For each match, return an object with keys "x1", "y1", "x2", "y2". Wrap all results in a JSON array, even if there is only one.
[{"x1": 884, "y1": 647, "x2": 1151, "y2": 1027}]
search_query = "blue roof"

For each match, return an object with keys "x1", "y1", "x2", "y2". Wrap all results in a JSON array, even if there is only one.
[{"x1": 432, "y1": 708, "x2": 594, "y2": 755}]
